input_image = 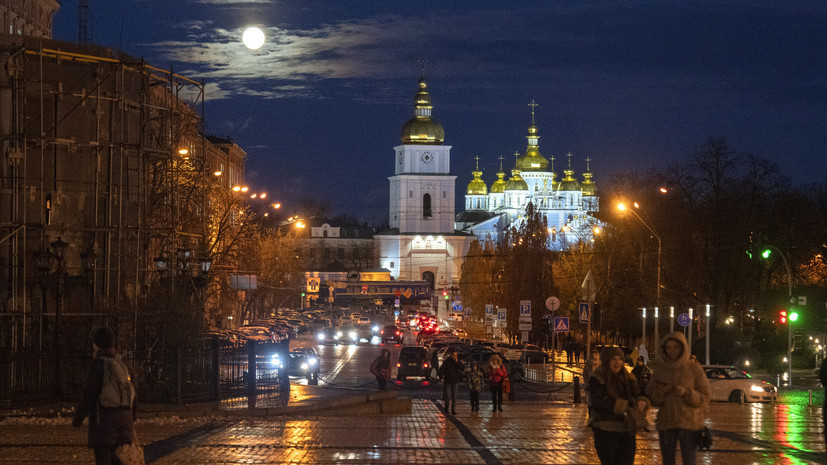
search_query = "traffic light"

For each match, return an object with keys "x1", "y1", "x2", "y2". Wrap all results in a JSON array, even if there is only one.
[
  {"x1": 789, "y1": 310, "x2": 799, "y2": 322},
  {"x1": 761, "y1": 249, "x2": 772, "y2": 259},
  {"x1": 779, "y1": 310, "x2": 787, "y2": 324},
  {"x1": 443, "y1": 290, "x2": 449, "y2": 300}
]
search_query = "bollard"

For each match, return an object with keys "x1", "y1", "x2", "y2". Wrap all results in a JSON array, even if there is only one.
[{"x1": 574, "y1": 376, "x2": 581, "y2": 404}]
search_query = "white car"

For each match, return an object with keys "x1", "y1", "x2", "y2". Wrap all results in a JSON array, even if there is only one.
[{"x1": 702, "y1": 365, "x2": 777, "y2": 403}]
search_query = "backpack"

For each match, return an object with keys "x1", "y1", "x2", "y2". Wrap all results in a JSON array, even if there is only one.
[{"x1": 98, "y1": 356, "x2": 135, "y2": 408}]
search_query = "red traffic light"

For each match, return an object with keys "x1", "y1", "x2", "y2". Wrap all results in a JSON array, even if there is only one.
[{"x1": 779, "y1": 310, "x2": 787, "y2": 324}]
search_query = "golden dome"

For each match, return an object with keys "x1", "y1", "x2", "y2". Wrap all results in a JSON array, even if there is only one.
[
  {"x1": 504, "y1": 169, "x2": 528, "y2": 191},
  {"x1": 490, "y1": 171, "x2": 507, "y2": 193},
  {"x1": 558, "y1": 153, "x2": 581, "y2": 191},
  {"x1": 467, "y1": 170, "x2": 487, "y2": 195},
  {"x1": 516, "y1": 102, "x2": 549, "y2": 171},
  {"x1": 581, "y1": 156, "x2": 597, "y2": 196},
  {"x1": 401, "y1": 77, "x2": 444, "y2": 145}
]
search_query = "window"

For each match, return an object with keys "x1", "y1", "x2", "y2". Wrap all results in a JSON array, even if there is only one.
[
  {"x1": 390, "y1": 261, "x2": 394, "y2": 269},
  {"x1": 423, "y1": 193, "x2": 432, "y2": 218},
  {"x1": 409, "y1": 190, "x2": 413, "y2": 198},
  {"x1": 442, "y1": 191, "x2": 446, "y2": 198}
]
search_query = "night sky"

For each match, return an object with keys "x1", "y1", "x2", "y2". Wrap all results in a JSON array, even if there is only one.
[{"x1": 52, "y1": 1, "x2": 827, "y2": 224}]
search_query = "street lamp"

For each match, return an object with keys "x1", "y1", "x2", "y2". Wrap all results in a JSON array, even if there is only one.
[
  {"x1": 762, "y1": 244, "x2": 794, "y2": 385},
  {"x1": 618, "y1": 202, "x2": 662, "y2": 347}
]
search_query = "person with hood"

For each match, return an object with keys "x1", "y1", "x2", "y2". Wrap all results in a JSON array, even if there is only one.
[
  {"x1": 646, "y1": 332, "x2": 710, "y2": 465},
  {"x1": 588, "y1": 346, "x2": 650, "y2": 465},
  {"x1": 487, "y1": 354, "x2": 507, "y2": 412},
  {"x1": 631, "y1": 356, "x2": 652, "y2": 393},
  {"x1": 72, "y1": 327, "x2": 138, "y2": 465},
  {"x1": 437, "y1": 348, "x2": 465, "y2": 415},
  {"x1": 638, "y1": 344, "x2": 650, "y2": 364},
  {"x1": 370, "y1": 348, "x2": 392, "y2": 390},
  {"x1": 464, "y1": 360, "x2": 485, "y2": 412}
]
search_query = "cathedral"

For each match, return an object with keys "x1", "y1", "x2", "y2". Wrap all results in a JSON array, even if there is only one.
[
  {"x1": 454, "y1": 103, "x2": 601, "y2": 250},
  {"x1": 374, "y1": 74, "x2": 601, "y2": 304}
]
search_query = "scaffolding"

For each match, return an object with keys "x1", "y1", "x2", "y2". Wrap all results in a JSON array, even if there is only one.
[{"x1": 0, "y1": 35, "x2": 209, "y2": 361}]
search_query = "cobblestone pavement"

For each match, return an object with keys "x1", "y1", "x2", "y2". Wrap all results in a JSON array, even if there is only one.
[{"x1": 1, "y1": 397, "x2": 825, "y2": 464}]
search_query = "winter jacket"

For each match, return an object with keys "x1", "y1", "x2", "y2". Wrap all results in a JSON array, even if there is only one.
[
  {"x1": 438, "y1": 356, "x2": 465, "y2": 384},
  {"x1": 588, "y1": 365, "x2": 644, "y2": 433},
  {"x1": 646, "y1": 332, "x2": 710, "y2": 431},
  {"x1": 464, "y1": 364, "x2": 485, "y2": 391},
  {"x1": 370, "y1": 350, "x2": 392, "y2": 379},
  {"x1": 631, "y1": 364, "x2": 652, "y2": 393},
  {"x1": 72, "y1": 348, "x2": 137, "y2": 448},
  {"x1": 487, "y1": 364, "x2": 507, "y2": 385}
]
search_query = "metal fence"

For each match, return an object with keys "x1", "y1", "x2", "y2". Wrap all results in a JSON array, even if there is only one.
[{"x1": 0, "y1": 338, "x2": 286, "y2": 408}]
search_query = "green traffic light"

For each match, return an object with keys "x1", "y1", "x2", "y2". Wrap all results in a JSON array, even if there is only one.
[
  {"x1": 761, "y1": 249, "x2": 772, "y2": 259},
  {"x1": 789, "y1": 312, "x2": 799, "y2": 322}
]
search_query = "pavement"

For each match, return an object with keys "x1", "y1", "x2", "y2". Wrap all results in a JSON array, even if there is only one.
[{"x1": 1, "y1": 394, "x2": 825, "y2": 464}]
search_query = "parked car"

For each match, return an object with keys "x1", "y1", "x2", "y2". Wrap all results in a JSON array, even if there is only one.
[
  {"x1": 238, "y1": 325, "x2": 275, "y2": 342},
  {"x1": 702, "y1": 365, "x2": 777, "y2": 403},
  {"x1": 458, "y1": 349, "x2": 525, "y2": 382},
  {"x1": 396, "y1": 346, "x2": 431, "y2": 381},
  {"x1": 380, "y1": 325, "x2": 404, "y2": 344},
  {"x1": 513, "y1": 344, "x2": 549, "y2": 363}
]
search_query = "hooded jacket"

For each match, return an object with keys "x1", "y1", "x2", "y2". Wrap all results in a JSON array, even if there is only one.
[
  {"x1": 646, "y1": 332, "x2": 710, "y2": 431},
  {"x1": 588, "y1": 347, "x2": 649, "y2": 433}
]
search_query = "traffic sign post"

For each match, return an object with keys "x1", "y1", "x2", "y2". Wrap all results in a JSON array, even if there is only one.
[
  {"x1": 519, "y1": 300, "x2": 532, "y2": 343},
  {"x1": 580, "y1": 300, "x2": 591, "y2": 358},
  {"x1": 554, "y1": 317, "x2": 569, "y2": 332}
]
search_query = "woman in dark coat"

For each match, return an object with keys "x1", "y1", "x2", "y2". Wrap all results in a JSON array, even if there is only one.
[
  {"x1": 588, "y1": 347, "x2": 649, "y2": 465},
  {"x1": 72, "y1": 327, "x2": 138, "y2": 465}
]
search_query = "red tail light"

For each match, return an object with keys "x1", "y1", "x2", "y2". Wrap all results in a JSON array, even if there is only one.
[
  {"x1": 380, "y1": 330, "x2": 384, "y2": 335},
  {"x1": 397, "y1": 363, "x2": 401, "y2": 367},
  {"x1": 396, "y1": 331, "x2": 401, "y2": 336},
  {"x1": 424, "y1": 362, "x2": 429, "y2": 368}
]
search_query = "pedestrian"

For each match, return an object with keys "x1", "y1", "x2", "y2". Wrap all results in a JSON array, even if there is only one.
[
  {"x1": 583, "y1": 349, "x2": 601, "y2": 417},
  {"x1": 588, "y1": 346, "x2": 650, "y2": 465},
  {"x1": 565, "y1": 336, "x2": 574, "y2": 365},
  {"x1": 631, "y1": 356, "x2": 652, "y2": 394},
  {"x1": 370, "y1": 348, "x2": 392, "y2": 390},
  {"x1": 647, "y1": 332, "x2": 710, "y2": 465},
  {"x1": 464, "y1": 360, "x2": 484, "y2": 412},
  {"x1": 72, "y1": 327, "x2": 139, "y2": 465},
  {"x1": 638, "y1": 343, "x2": 649, "y2": 365},
  {"x1": 487, "y1": 354, "x2": 507, "y2": 412},
  {"x1": 438, "y1": 348, "x2": 465, "y2": 415}
]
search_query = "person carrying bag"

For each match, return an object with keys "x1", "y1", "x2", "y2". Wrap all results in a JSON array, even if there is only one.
[{"x1": 73, "y1": 327, "x2": 143, "y2": 465}]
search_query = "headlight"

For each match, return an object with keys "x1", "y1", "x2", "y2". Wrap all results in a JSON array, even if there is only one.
[
  {"x1": 308, "y1": 357, "x2": 317, "y2": 366},
  {"x1": 750, "y1": 385, "x2": 765, "y2": 393},
  {"x1": 317, "y1": 333, "x2": 325, "y2": 341},
  {"x1": 350, "y1": 331, "x2": 357, "y2": 340},
  {"x1": 271, "y1": 354, "x2": 283, "y2": 368},
  {"x1": 372, "y1": 325, "x2": 379, "y2": 332},
  {"x1": 300, "y1": 362, "x2": 309, "y2": 370},
  {"x1": 336, "y1": 331, "x2": 342, "y2": 338}
]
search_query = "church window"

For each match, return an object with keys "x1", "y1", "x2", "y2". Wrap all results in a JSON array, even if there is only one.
[
  {"x1": 409, "y1": 190, "x2": 413, "y2": 198},
  {"x1": 390, "y1": 261, "x2": 394, "y2": 269},
  {"x1": 442, "y1": 191, "x2": 446, "y2": 198},
  {"x1": 423, "y1": 193, "x2": 432, "y2": 217},
  {"x1": 323, "y1": 230, "x2": 328, "y2": 238},
  {"x1": 426, "y1": 240, "x2": 433, "y2": 249}
]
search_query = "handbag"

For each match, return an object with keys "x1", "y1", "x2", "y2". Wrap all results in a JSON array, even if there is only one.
[
  {"x1": 115, "y1": 433, "x2": 145, "y2": 465},
  {"x1": 698, "y1": 426, "x2": 713, "y2": 451}
]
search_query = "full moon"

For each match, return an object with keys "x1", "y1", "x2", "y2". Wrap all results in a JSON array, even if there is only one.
[{"x1": 242, "y1": 27, "x2": 265, "y2": 50}]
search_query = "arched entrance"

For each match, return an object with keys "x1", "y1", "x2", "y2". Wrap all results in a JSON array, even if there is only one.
[{"x1": 422, "y1": 271, "x2": 435, "y2": 289}]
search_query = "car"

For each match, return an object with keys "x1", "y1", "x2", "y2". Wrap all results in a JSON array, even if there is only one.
[
  {"x1": 513, "y1": 344, "x2": 550, "y2": 363},
  {"x1": 284, "y1": 348, "x2": 320, "y2": 384},
  {"x1": 238, "y1": 325, "x2": 275, "y2": 342},
  {"x1": 350, "y1": 312, "x2": 362, "y2": 323},
  {"x1": 702, "y1": 365, "x2": 777, "y2": 403},
  {"x1": 380, "y1": 325, "x2": 404, "y2": 344},
  {"x1": 453, "y1": 328, "x2": 468, "y2": 338},
  {"x1": 357, "y1": 316, "x2": 371, "y2": 325},
  {"x1": 396, "y1": 346, "x2": 431, "y2": 381},
  {"x1": 315, "y1": 326, "x2": 341, "y2": 345},
  {"x1": 339, "y1": 324, "x2": 361, "y2": 344},
  {"x1": 458, "y1": 349, "x2": 525, "y2": 382}
]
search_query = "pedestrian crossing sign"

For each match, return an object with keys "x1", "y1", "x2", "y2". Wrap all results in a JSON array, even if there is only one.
[
  {"x1": 579, "y1": 302, "x2": 590, "y2": 323},
  {"x1": 554, "y1": 317, "x2": 569, "y2": 333}
]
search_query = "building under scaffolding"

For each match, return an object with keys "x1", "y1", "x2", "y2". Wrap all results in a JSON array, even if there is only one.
[{"x1": 0, "y1": 31, "x2": 246, "y2": 365}]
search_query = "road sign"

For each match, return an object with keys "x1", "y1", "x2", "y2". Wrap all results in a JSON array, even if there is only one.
[
  {"x1": 485, "y1": 304, "x2": 494, "y2": 316},
  {"x1": 498, "y1": 309, "x2": 506, "y2": 320},
  {"x1": 394, "y1": 299, "x2": 400, "y2": 307},
  {"x1": 361, "y1": 284, "x2": 368, "y2": 294},
  {"x1": 678, "y1": 312, "x2": 691, "y2": 327},
  {"x1": 554, "y1": 317, "x2": 570, "y2": 332},
  {"x1": 394, "y1": 289, "x2": 402, "y2": 297},
  {"x1": 545, "y1": 296, "x2": 560, "y2": 312},
  {"x1": 465, "y1": 307, "x2": 472, "y2": 316},
  {"x1": 452, "y1": 300, "x2": 462, "y2": 311},
  {"x1": 579, "y1": 302, "x2": 590, "y2": 323},
  {"x1": 521, "y1": 331, "x2": 530, "y2": 342},
  {"x1": 519, "y1": 322, "x2": 532, "y2": 331},
  {"x1": 520, "y1": 300, "x2": 531, "y2": 316}
]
